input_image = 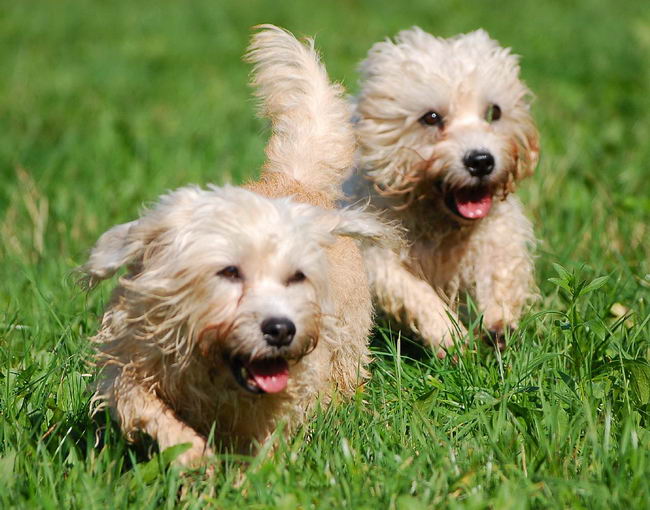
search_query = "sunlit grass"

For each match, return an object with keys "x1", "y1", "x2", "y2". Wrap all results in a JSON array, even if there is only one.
[{"x1": 1, "y1": 0, "x2": 649, "y2": 508}]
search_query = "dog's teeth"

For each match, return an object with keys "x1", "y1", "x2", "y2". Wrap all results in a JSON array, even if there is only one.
[{"x1": 241, "y1": 365, "x2": 259, "y2": 388}]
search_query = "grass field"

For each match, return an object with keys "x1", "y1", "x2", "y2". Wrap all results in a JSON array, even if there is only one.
[{"x1": 1, "y1": 0, "x2": 649, "y2": 508}]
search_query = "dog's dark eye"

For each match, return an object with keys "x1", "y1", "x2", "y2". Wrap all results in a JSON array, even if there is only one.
[
  {"x1": 287, "y1": 270, "x2": 306, "y2": 285},
  {"x1": 486, "y1": 104, "x2": 502, "y2": 122},
  {"x1": 419, "y1": 110, "x2": 443, "y2": 127},
  {"x1": 217, "y1": 265, "x2": 242, "y2": 280}
]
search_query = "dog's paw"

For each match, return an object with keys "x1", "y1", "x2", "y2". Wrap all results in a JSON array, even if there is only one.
[
  {"x1": 171, "y1": 435, "x2": 214, "y2": 468},
  {"x1": 420, "y1": 320, "x2": 467, "y2": 359}
]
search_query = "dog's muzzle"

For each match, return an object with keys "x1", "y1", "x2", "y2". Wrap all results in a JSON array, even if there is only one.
[
  {"x1": 229, "y1": 355, "x2": 290, "y2": 394},
  {"x1": 444, "y1": 186, "x2": 493, "y2": 220},
  {"x1": 463, "y1": 150, "x2": 494, "y2": 177},
  {"x1": 261, "y1": 316, "x2": 296, "y2": 347}
]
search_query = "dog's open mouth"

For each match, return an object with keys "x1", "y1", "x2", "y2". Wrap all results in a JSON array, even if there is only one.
[
  {"x1": 229, "y1": 356, "x2": 290, "y2": 394},
  {"x1": 444, "y1": 186, "x2": 493, "y2": 220}
]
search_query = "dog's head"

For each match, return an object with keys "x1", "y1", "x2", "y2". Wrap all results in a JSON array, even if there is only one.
[
  {"x1": 356, "y1": 27, "x2": 539, "y2": 223},
  {"x1": 84, "y1": 185, "x2": 392, "y2": 395}
]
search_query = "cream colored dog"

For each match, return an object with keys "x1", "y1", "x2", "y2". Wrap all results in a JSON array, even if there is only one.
[
  {"x1": 83, "y1": 25, "x2": 394, "y2": 466},
  {"x1": 347, "y1": 28, "x2": 539, "y2": 354}
]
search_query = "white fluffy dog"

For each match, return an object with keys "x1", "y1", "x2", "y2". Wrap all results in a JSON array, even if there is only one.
[
  {"x1": 83, "y1": 26, "x2": 394, "y2": 466},
  {"x1": 347, "y1": 28, "x2": 539, "y2": 354}
]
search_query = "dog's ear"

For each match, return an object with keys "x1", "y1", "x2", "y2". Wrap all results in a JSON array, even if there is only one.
[
  {"x1": 81, "y1": 220, "x2": 144, "y2": 287},
  {"x1": 328, "y1": 208, "x2": 403, "y2": 250},
  {"x1": 515, "y1": 114, "x2": 540, "y2": 180},
  {"x1": 288, "y1": 201, "x2": 403, "y2": 250},
  {"x1": 80, "y1": 186, "x2": 208, "y2": 288}
]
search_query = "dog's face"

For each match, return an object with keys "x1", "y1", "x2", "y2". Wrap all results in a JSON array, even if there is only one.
[
  {"x1": 189, "y1": 190, "x2": 330, "y2": 396},
  {"x1": 85, "y1": 185, "x2": 391, "y2": 395},
  {"x1": 356, "y1": 28, "x2": 539, "y2": 222}
]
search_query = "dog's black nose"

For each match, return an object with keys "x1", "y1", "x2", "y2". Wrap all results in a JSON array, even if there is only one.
[
  {"x1": 463, "y1": 150, "x2": 495, "y2": 177},
  {"x1": 261, "y1": 317, "x2": 296, "y2": 346}
]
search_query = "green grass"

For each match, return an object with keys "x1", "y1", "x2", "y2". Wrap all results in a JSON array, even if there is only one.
[{"x1": 1, "y1": 0, "x2": 649, "y2": 508}]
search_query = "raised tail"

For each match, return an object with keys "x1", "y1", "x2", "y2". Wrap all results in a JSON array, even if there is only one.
[{"x1": 245, "y1": 25, "x2": 354, "y2": 199}]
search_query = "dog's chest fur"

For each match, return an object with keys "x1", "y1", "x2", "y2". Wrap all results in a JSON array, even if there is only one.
[
  {"x1": 161, "y1": 346, "x2": 331, "y2": 453},
  {"x1": 394, "y1": 198, "x2": 509, "y2": 302}
]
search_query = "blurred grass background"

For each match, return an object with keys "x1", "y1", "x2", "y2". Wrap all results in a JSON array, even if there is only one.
[{"x1": 1, "y1": 0, "x2": 649, "y2": 508}]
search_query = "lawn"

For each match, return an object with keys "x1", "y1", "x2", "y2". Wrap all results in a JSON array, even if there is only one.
[{"x1": 1, "y1": 0, "x2": 649, "y2": 508}]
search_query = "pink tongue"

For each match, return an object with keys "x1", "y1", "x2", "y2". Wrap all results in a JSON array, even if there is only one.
[
  {"x1": 453, "y1": 188, "x2": 493, "y2": 219},
  {"x1": 246, "y1": 358, "x2": 289, "y2": 393}
]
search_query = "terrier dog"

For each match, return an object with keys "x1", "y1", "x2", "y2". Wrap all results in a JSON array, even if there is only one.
[
  {"x1": 83, "y1": 25, "x2": 395, "y2": 466},
  {"x1": 346, "y1": 28, "x2": 539, "y2": 354}
]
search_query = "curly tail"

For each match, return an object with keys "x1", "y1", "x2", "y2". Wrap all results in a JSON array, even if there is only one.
[{"x1": 245, "y1": 25, "x2": 354, "y2": 199}]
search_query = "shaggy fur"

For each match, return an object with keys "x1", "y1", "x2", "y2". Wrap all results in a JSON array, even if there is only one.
[
  {"x1": 346, "y1": 27, "x2": 539, "y2": 354},
  {"x1": 83, "y1": 25, "x2": 395, "y2": 466}
]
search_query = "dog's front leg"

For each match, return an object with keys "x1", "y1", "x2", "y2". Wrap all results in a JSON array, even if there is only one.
[
  {"x1": 366, "y1": 246, "x2": 466, "y2": 355},
  {"x1": 473, "y1": 204, "x2": 536, "y2": 347},
  {"x1": 107, "y1": 372, "x2": 214, "y2": 466}
]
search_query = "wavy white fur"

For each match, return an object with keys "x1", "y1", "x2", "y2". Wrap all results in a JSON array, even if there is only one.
[
  {"x1": 84, "y1": 25, "x2": 396, "y2": 466},
  {"x1": 347, "y1": 27, "x2": 540, "y2": 354},
  {"x1": 247, "y1": 26, "x2": 354, "y2": 199}
]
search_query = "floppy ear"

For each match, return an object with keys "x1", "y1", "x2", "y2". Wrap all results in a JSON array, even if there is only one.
[
  {"x1": 81, "y1": 220, "x2": 143, "y2": 287},
  {"x1": 514, "y1": 113, "x2": 540, "y2": 181},
  {"x1": 79, "y1": 185, "x2": 208, "y2": 288},
  {"x1": 288, "y1": 200, "x2": 403, "y2": 250},
  {"x1": 329, "y1": 208, "x2": 403, "y2": 250}
]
